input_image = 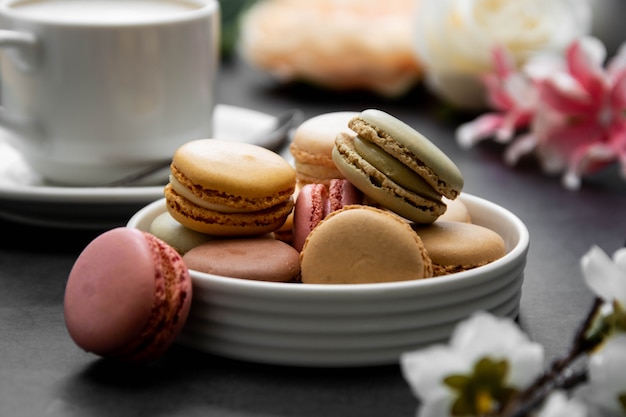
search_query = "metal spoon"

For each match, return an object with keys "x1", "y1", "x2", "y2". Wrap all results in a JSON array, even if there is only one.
[{"x1": 107, "y1": 108, "x2": 303, "y2": 187}]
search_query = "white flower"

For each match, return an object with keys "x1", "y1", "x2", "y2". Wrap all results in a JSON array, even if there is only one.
[
  {"x1": 580, "y1": 245, "x2": 626, "y2": 308},
  {"x1": 412, "y1": 0, "x2": 592, "y2": 109},
  {"x1": 537, "y1": 391, "x2": 588, "y2": 417},
  {"x1": 578, "y1": 335, "x2": 626, "y2": 416},
  {"x1": 400, "y1": 311, "x2": 544, "y2": 417}
]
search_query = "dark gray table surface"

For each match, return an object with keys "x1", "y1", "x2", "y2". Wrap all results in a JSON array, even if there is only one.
[{"x1": 1, "y1": 57, "x2": 625, "y2": 417}]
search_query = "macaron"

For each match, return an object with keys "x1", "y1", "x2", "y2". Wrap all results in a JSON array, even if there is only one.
[
  {"x1": 437, "y1": 196, "x2": 472, "y2": 223},
  {"x1": 412, "y1": 221, "x2": 506, "y2": 275},
  {"x1": 332, "y1": 109, "x2": 463, "y2": 224},
  {"x1": 165, "y1": 139, "x2": 296, "y2": 236},
  {"x1": 183, "y1": 236, "x2": 301, "y2": 282},
  {"x1": 290, "y1": 111, "x2": 359, "y2": 186},
  {"x1": 149, "y1": 211, "x2": 214, "y2": 255},
  {"x1": 292, "y1": 179, "x2": 363, "y2": 252},
  {"x1": 64, "y1": 227, "x2": 192, "y2": 363},
  {"x1": 272, "y1": 183, "x2": 301, "y2": 244},
  {"x1": 300, "y1": 205, "x2": 433, "y2": 284}
]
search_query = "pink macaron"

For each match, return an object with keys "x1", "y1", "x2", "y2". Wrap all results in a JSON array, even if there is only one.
[
  {"x1": 292, "y1": 179, "x2": 363, "y2": 251},
  {"x1": 64, "y1": 227, "x2": 192, "y2": 363}
]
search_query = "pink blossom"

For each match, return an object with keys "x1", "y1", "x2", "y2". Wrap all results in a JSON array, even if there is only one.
[
  {"x1": 456, "y1": 46, "x2": 536, "y2": 148},
  {"x1": 456, "y1": 36, "x2": 626, "y2": 190}
]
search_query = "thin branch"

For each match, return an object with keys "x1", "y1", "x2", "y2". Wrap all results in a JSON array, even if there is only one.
[{"x1": 486, "y1": 298, "x2": 603, "y2": 417}]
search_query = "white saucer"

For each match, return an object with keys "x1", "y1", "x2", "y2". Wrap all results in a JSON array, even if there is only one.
[{"x1": 0, "y1": 104, "x2": 280, "y2": 229}]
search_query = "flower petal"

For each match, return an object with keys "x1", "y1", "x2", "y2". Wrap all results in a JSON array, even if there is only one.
[
  {"x1": 537, "y1": 76, "x2": 596, "y2": 115},
  {"x1": 587, "y1": 335, "x2": 626, "y2": 415},
  {"x1": 537, "y1": 391, "x2": 588, "y2": 417},
  {"x1": 456, "y1": 114, "x2": 506, "y2": 148},
  {"x1": 504, "y1": 132, "x2": 538, "y2": 165},
  {"x1": 609, "y1": 69, "x2": 626, "y2": 111},
  {"x1": 613, "y1": 248, "x2": 626, "y2": 273},
  {"x1": 401, "y1": 345, "x2": 468, "y2": 401},
  {"x1": 450, "y1": 311, "x2": 540, "y2": 363},
  {"x1": 567, "y1": 36, "x2": 607, "y2": 95},
  {"x1": 418, "y1": 393, "x2": 454, "y2": 417},
  {"x1": 562, "y1": 143, "x2": 616, "y2": 190},
  {"x1": 524, "y1": 53, "x2": 565, "y2": 81},
  {"x1": 508, "y1": 343, "x2": 545, "y2": 388},
  {"x1": 581, "y1": 245, "x2": 626, "y2": 304}
]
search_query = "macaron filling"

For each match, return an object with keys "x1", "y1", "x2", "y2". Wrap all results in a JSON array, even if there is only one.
[
  {"x1": 351, "y1": 109, "x2": 464, "y2": 199},
  {"x1": 353, "y1": 136, "x2": 441, "y2": 201},
  {"x1": 333, "y1": 133, "x2": 446, "y2": 223},
  {"x1": 169, "y1": 175, "x2": 258, "y2": 214}
]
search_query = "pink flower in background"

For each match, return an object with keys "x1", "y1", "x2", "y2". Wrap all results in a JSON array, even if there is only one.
[
  {"x1": 457, "y1": 36, "x2": 626, "y2": 190},
  {"x1": 457, "y1": 46, "x2": 536, "y2": 147}
]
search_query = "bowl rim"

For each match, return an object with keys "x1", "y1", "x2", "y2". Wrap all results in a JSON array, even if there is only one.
[{"x1": 127, "y1": 193, "x2": 529, "y2": 296}]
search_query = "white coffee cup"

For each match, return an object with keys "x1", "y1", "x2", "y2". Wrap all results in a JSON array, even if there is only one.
[{"x1": 0, "y1": 0, "x2": 220, "y2": 186}]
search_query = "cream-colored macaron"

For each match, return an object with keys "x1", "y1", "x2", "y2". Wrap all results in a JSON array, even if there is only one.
[
  {"x1": 290, "y1": 111, "x2": 359, "y2": 186},
  {"x1": 300, "y1": 205, "x2": 433, "y2": 284}
]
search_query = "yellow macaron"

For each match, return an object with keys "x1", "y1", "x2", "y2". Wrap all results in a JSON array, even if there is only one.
[{"x1": 165, "y1": 139, "x2": 296, "y2": 236}]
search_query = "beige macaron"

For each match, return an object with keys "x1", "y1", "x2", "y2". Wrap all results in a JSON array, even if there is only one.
[
  {"x1": 290, "y1": 111, "x2": 359, "y2": 186},
  {"x1": 412, "y1": 221, "x2": 506, "y2": 276},
  {"x1": 437, "y1": 197, "x2": 472, "y2": 223},
  {"x1": 300, "y1": 205, "x2": 433, "y2": 284}
]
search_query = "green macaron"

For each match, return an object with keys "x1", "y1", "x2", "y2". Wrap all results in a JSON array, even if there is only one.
[{"x1": 332, "y1": 109, "x2": 464, "y2": 224}]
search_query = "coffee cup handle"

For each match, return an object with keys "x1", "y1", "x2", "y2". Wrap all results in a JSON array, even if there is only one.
[{"x1": 0, "y1": 30, "x2": 42, "y2": 140}]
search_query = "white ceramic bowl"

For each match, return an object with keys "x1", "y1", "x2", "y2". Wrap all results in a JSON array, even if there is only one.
[{"x1": 127, "y1": 193, "x2": 529, "y2": 367}]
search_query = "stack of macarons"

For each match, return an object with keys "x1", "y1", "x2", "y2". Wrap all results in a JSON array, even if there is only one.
[{"x1": 161, "y1": 138, "x2": 303, "y2": 283}]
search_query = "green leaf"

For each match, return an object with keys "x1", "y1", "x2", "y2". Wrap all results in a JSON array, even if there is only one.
[
  {"x1": 443, "y1": 357, "x2": 519, "y2": 416},
  {"x1": 444, "y1": 375, "x2": 470, "y2": 390}
]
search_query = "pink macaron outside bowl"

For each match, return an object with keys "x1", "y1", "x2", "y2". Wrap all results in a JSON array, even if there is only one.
[{"x1": 128, "y1": 193, "x2": 529, "y2": 367}]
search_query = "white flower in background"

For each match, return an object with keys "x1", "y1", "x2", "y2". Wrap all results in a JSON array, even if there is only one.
[
  {"x1": 578, "y1": 335, "x2": 626, "y2": 416},
  {"x1": 537, "y1": 391, "x2": 588, "y2": 417},
  {"x1": 412, "y1": 0, "x2": 592, "y2": 109},
  {"x1": 581, "y1": 245, "x2": 626, "y2": 313},
  {"x1": 400, "y1": 311, "x2": 544, "y2": 417}
]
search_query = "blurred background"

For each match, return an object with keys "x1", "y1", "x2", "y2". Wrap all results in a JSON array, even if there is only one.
[{"x1": 220, "y1": 0, "x2": 626, "y2": 110}]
